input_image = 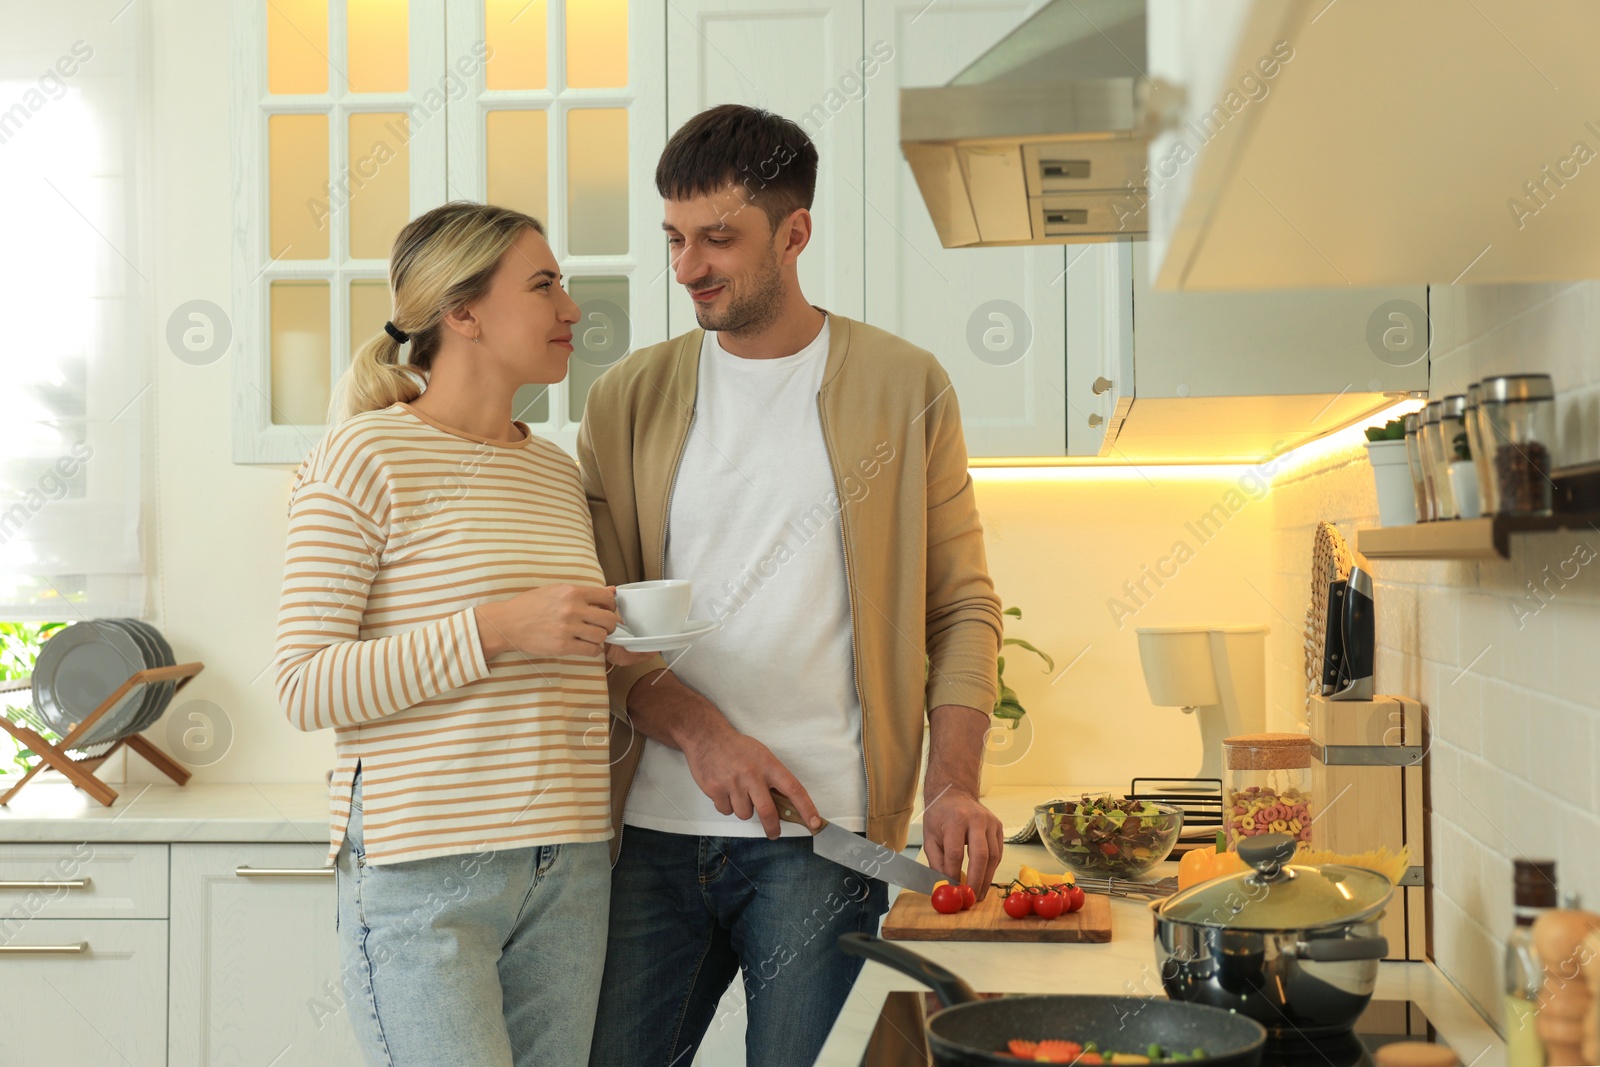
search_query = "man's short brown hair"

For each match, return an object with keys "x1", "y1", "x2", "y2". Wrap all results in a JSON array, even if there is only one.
[{"x1": 655, "y1": 104, "x2": 819, "y2": 233}]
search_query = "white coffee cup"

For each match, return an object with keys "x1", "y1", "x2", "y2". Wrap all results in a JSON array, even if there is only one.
[{"x1": 615, "y1": 580, "x2": 692, "y2": 637}]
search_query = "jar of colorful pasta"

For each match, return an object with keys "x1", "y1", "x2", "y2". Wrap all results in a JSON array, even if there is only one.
[{"x1": 1223, "y1": 733, "x2": 1314, "y2": 849}]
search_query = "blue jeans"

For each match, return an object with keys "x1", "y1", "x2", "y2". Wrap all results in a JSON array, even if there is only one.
[
  {"x1": 334, "y1": 771, "x2": 610, "y2": 1067},
  {"x1": 589, "y1": 825, "x2": 890, "y2": 1067}
]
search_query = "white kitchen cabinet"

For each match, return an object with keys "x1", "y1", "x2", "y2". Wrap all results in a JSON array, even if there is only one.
[
  {"x1": 651, "y1": 0, "x2": 1074, "y2": 458},
  {"x1": 665, "y1": 0, "x2": 866, "y2": 337},
  {"x1": 169, "y1": 843, "x2": 359, "y2": 1066},
  {"x1": 0, "y1": 918, "x2": 169, "y2": 1066},
  {"x1": 1062, "y1": 242, "x2": 1429, "y2": 462},
  {"x1": 1063, "y1": 244, "x2": 1134, "y2": 457},
  {"x1": 1145, "y1": 0, "x2": 1600, "y2": 290},
  {"x1": 863, "y1": 0, "x2": 1068, "y2": 459}
]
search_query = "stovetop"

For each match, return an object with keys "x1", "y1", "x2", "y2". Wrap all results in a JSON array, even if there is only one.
[{"x1": 858, "y1": 996, "x2": 1445, "y2": 1066}]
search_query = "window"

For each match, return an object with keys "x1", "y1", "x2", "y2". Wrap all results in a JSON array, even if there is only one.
[
  {"x1": 233, "y1": 0, "x2": 665, "y2": 463},
  {"x1": 0, "y1": 1, "x2": 148, "y2": 618}
]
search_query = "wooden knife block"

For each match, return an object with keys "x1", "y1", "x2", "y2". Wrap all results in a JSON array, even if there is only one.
[{"x1": 1308, "y1": 694, "x2": 1429, "y2": 962}]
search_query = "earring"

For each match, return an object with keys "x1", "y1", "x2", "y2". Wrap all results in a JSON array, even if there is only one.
[{"x1": 472, "y1": 335, "x2": 481, "y2": 344}]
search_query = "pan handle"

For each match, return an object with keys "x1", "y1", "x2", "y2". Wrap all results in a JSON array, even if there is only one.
[
  {"x1": 837, "y1": 933, "x2": 981, "y2": 1008},
  {"x1": 1294, "y1": 936, "x2": 1390, "y2": 962}
]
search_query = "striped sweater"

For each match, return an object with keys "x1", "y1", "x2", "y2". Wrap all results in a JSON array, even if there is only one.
[{"x1": 274, "y1": 402, "x2": 613, "y2": 866}]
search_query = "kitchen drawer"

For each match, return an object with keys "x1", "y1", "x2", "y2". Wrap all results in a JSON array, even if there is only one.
[
  {"x1": 0, "y1": 918, "x2": 168, "y2": 1066},
  {"x1": 0, "y1": 843, "x2": 168, "y2": 919}
]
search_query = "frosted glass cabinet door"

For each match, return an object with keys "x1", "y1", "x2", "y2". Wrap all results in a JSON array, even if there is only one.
[
  {"x1": 665, "y1": 0, "x2": 866, "y2": 335},
  {"x1": 863, "y1": 0, "x2": 1069, "y2": 459},
  {"x1": 169, "y1": 844, "x2": 359, "y2": 1066}
]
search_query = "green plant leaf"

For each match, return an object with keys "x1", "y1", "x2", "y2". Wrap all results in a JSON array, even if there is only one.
[
  {"x1": 1001, "y1": 637, "x2": 1055, "y2": 672},
  {"x1": 1002, "y1": 606, "x2": 1022, "y2": 618}
]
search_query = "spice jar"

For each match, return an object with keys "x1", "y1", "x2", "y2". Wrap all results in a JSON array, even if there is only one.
[
  {"x1": 1422, "y1": 400, "x2": 1458, "y2": 520},
  {"x1": 1223, "y1": 733, "x2": 1314, "y2": 849},
  {"x1": 1440, "y1": 395, "x2": 1473, "y2": 518},
  {"x1": 1482, "y1": 374, "x2": 1557, "y2": 516},
  {"x1": 1404, "y1": 411, "x2": 1431, "y2": 521},
  {"x1": 1466, "y1": 383, "x2": 1500, "y2": 517}
]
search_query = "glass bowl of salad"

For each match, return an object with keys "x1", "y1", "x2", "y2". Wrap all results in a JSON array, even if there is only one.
[{"x1": 1035, "y1": 795, "x2": 1185, "y2": 879}]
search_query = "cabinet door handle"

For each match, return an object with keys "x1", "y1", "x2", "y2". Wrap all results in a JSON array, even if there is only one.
[
  {"x1": 0, "y1": 943, "x2": 87, "y2": 955},
  {"x1": 235, "y1": 866, "x2": 335, "y2": 879},
  {"x1": 1087, "y1": 413, "x2": 1104, "y2": 428},
  {"x1": 1091, "y1": 376, "x2": 1114, "y2": 395},
  {"x1": 0, "y1": 879, "x2": 89, "y2": 890}
]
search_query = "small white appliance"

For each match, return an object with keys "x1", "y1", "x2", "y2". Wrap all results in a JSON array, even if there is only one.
[{"x1": 1136, "y1": 625, "x2": 1268, "y2": 781}]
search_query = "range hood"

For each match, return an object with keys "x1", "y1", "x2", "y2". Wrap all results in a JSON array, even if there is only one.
[{"x1": 899, "y1": 0, "x2": 1153, "y2": 248}]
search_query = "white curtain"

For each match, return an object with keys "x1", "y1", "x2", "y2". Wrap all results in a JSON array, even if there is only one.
[{"x1": 0, "y1": 0, "x2": 146, "y2": 620}]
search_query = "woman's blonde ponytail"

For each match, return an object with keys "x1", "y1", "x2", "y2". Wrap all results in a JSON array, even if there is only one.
[
  {"x1": 329, "y1": 202, "x2": 546, "y2": 424},
  {"x1": 330, "y1": 329, "x2": 426, "y2": 424}
]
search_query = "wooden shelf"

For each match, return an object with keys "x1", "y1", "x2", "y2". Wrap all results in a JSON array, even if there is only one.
[{"x1": 1357, "y1": 514, "x2": 1600, "y2": 561}]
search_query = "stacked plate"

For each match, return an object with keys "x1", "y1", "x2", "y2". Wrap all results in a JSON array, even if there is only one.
[{"x1": 31, "y1": 619, "x2": 177, "y2": 748}]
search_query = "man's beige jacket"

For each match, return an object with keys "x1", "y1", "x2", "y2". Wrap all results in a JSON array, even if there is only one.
[{"x1": 576, "y1": 313, "x2": 1002, "y2": 856}]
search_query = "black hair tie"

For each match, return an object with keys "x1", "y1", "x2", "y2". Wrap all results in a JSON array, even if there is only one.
[{"x1": 384, "y1": 321, "x2": 410, "y2": 344}]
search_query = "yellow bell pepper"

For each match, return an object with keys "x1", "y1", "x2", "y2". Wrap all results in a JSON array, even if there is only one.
[
  {"x1": 1177, "y1": 844, "x2": 1247, "y2": 890},
  {"x1": 1017, "y1": 863, "x2": 1076, "y2": 888}
]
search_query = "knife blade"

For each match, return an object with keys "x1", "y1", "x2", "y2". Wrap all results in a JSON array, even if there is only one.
[{"x1": 771, "y1": 790, "x2": 944, "y2": 895}]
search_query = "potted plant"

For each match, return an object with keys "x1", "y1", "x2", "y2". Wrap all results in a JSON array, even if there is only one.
[
  {"x1": 967, "y1": 607, "x2": 1056, "y2": 795},
  {"x1": 994, "y1": 606, "x2": 1054, "y2": 729},
  {"x1": 1362, "y1": 417, "x2": 1416, "y2": 526}
]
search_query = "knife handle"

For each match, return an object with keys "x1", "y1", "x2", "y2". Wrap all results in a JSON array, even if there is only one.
[{"x1": 770, "y1": 790, "x2": 826, "y2": 831}]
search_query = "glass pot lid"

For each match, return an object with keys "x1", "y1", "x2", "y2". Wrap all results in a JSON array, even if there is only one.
[{"x1": 1157, "y1": 834, "x2": 1393, "y2": 931}]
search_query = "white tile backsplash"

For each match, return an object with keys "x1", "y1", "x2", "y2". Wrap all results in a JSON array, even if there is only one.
[{"x1": 1266, "y1": 279, "x2": 1600, "y2": 1033}]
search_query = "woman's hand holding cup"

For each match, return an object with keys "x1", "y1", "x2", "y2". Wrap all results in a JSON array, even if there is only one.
[{"x1": 475, "y1": 584, "x2": 622, "y2": 659}]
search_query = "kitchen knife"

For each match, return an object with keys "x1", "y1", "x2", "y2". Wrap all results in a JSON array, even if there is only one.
[{"x1": 771, "y1": 790, "x2": 944, "y2": 895}]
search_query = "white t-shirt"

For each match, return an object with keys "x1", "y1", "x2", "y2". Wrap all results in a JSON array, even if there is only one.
[{"x1": 622, "y1": 317, "x2": 868, "y2": 836}]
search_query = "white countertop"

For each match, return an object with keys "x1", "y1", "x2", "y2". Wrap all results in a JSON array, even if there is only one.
[
  {"x1": 818, "y1": 788, "x2": 1506, "y2": 1067},
  {"x1": 0, "y1": 779, "x2": 331, "y2": 845}
]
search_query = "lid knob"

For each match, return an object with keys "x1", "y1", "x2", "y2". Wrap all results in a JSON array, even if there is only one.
[{"x1": 1238, "y1": 833, "x2": 1297, "y2": 881}]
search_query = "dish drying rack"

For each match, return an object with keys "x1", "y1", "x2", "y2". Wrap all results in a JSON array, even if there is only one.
[{"x1": 0, "y1": 662, "x2": 203, "y2": 807}]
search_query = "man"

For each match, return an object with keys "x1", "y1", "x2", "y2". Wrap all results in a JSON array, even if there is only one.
[{"x1": 578, "y1": 103, "x2": 1003, "y2": 1067}]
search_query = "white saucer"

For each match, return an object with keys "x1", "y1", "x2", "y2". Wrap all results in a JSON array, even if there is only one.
[{"x1": 609, "y1": 618, "x2": 720, "y2": 652}]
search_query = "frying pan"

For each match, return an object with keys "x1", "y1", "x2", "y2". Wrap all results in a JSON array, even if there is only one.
[{"x1": 838, "y1": 933, "x2": 1266, "y2": 1066}]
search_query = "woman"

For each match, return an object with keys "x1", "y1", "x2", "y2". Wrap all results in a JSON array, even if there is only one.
[{"x1": 274, "y1": 202, "x2": 647, "y2": 1066}]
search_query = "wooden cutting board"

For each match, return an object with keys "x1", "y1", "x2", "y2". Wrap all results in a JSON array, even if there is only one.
[{"x1": 881, "y1": 889, "x2": 1112, "y2": 943}]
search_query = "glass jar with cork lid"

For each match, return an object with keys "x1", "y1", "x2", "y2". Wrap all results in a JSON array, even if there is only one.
[{"x1": 1223, "y1": 733, "x2": 1314, "y2": 850}]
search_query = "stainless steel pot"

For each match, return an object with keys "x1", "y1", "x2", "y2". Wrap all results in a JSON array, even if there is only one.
[{"x1": 1150, "y1": 834, "x2": 1393, "y2": 1038}]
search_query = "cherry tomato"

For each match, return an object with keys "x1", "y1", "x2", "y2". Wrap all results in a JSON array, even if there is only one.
[
  {"x1": 931, "y1": 884, "x2": 964, "y2": 914},
  {"x1": 1002, "y1": 890, "x2": 1034, "y2": 920},
  {"x1": 1031, "y1": 889, "x2": 1065, "y2": 919},
  {"x1": 1064, "y1": 885, "x2": 1086, "y2": 913},
  {"x1": 958, "y1": 884, "x2": 977, "y2": 910}
]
